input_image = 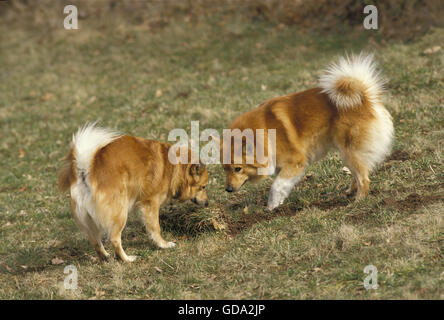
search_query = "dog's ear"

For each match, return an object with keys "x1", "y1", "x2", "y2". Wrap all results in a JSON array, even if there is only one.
[{"x1": 190, "y1": 163, "x2": 205, "y2": 177}]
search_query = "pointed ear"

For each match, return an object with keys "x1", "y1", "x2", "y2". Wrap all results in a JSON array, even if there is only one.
[{"x1": 190, "y1": 163, "x2": 205, "y2": 176}]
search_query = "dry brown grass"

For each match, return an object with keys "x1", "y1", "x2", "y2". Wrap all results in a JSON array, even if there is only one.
[
  {"x1": 0, "y1": 0, "x2": 443, "y2": 299},
  {"x1": 2, "y1": 0, "x2": 444, "y2": 40}
]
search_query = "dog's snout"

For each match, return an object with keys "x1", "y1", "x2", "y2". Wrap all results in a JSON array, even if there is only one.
[
  {"x1": 226, "y1": 186, "x2": 233, "y2": 192},
  {"x1": 192, "y1": 198, "x2": 209, "y2": 207}
]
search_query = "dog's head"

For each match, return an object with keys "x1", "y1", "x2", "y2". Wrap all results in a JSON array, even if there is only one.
[
  {"x1": 176, "y1": 163, "x2": 209, "y2": 206},
  {"x1": 222, "y1": 163, "x2": 264, "y2": 192},
  {"x1": 220, "y1": 134, "x2": 268, "y2": 193}
]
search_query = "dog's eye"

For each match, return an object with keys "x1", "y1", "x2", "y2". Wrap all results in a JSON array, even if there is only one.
[
  {"x1": 201, "y1": 186, "x2": 206, "y2": 190},
  {"x1": 234, "y1": 167, "x2": 242, "y2": 172}
]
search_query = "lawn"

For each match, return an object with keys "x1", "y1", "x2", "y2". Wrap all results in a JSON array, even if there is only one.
[{"x1": 0, "y1": 9, "x2": 443, "y2": 299}]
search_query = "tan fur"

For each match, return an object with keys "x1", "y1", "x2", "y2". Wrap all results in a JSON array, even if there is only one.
[
  {"x1": 57, "y1": 149, "x2": 75, "y2": 192},
  {"x1": 59, "y1": 134, "x2": 209, "y2": 262},
  {"x1": 223, "y1": 85, "x2": 392, "y2": 208}
]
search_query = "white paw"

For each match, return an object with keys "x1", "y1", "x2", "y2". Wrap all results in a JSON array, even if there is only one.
[
  {"x1": 159, "y1": 241, "x2": 176, "y2": 249},
  {"x1": 165, "y1": 241, "x2": 177, "y2": 248},
  {"x1": 127, "y1": 255, "x2": 137, "y2": 262},
  {"x1": 267, "y1": 199, "x2": 280, "y2": 211}
]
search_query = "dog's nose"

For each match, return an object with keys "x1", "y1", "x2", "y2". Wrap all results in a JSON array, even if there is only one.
[
  {"x1": 205, "y1": 201, "x2": 209, "y2": 207},
  {"x1": 226, "y1": 186, "x2": 233, "y2": 192}
]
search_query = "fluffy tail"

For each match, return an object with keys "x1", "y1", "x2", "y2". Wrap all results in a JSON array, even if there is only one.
[
  {"x1": 58, "y1": 150, "x2": 75, "y2": 192},
  {"x1": 71, "y1": 122, "x2": 121, "y2": 178},
  {"x1": 319, "y1": 53, "x2": 385, "y2": 110},
  {"x1": 58, "y1": 122, "x2": 120, "y2": 191},
  {"x1": 58, "y1": 123, "x2": 121, "y2": 192}
]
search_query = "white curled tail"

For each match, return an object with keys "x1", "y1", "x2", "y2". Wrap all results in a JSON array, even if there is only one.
[{"x1": 319, "y1": 53, "x2": 385, "y2": 110}]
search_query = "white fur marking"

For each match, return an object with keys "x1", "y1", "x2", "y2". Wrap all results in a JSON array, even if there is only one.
[
  {"x1": 359, "y1": 103, "x2": 394, "y2": 169},
  {"x1": 267, "y1": 173, "x2": 304, "y2": 210}
]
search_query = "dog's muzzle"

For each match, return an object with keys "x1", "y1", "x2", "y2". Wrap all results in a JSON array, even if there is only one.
[{"x1": 192, "y1": 198, "x2": 209, "y2": 207}]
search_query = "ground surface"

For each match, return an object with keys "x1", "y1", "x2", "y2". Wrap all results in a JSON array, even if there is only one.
[{"x1": 0, "y1": 13, "x2": 443, "y2": 299}]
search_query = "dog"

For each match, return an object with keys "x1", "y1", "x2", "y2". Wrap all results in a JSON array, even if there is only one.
[
  {"x1": 58, "y1": 123, "x2": 209, "y2": 262},
  {"x1": 221, "y1": 54, "x2": 393, "y2": 210}
]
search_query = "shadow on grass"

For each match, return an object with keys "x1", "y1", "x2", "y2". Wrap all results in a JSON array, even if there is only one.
[{"x1": 219, "y1": 186, "x2": 444, "y2": 236}]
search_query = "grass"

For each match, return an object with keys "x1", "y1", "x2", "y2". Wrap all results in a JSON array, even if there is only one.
[{"x1": 0, "y1": 11, "x2": 443, "y2": 299}]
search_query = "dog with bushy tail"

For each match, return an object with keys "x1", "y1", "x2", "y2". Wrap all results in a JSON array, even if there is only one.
[{"x1": 222, "y1": 53, "x2": 394, "y2": 210}]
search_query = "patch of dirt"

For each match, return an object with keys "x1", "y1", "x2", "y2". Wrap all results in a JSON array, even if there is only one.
[
  {"x1": 310, "y1": 197, "x2": 350, "y2": 210},
  {"x1": 174, "y1": 91, "x2": 191, "y2": 100},
  {"x1": 383, "y1": 192, "x2": 444, "y2": 211},
  {"x1": 221, "y1": 196, "x2": 353, "y2": 236},
  {"x1": 388, "y1": 150, "x2": 410, "y2": 161},
  {"x1": 220, "y1": 188, "x2": 443, "y2": 236},
  {"x1": 221, "y1": 202, "x2": 304, "y2": 236}
]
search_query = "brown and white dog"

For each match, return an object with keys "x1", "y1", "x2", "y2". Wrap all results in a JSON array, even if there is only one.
[
  {"x1": 222, "y1": 54, "x2": 393, "y2": 210},
  {"x1": 58, "y1": 124, "x2": 209, "y2": 262}
]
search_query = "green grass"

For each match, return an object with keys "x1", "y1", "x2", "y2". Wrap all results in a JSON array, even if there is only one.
[{"x1": 0, "y1": 13, "x2": 443, "y2": 299}]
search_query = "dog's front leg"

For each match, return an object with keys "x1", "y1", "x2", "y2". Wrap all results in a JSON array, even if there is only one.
[
  {"x1": 142, "y1": 198, "x2": 176, "y2": 249},
  {"x1": 267, "y1": 171, "x2": 304, "y2": 210}
]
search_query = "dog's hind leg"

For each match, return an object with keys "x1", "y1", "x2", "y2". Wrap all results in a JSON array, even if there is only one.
[
  {"x1": 267, "y1": 161, "x2": 305, "y2": 210},
  {"x1": 84, "y1": 215, "x2": 109, "y2": 261},
  {"x1": 341, "y1": 152, "x2": 370, "y2": 200},
  {"x1": 70, "y1": 198, "x2": 110, "y2": 261},
  {"x1": 346, "y1": 178, "x2": 357, "y2": 196},
  {"x1": 141, "y1": 197, "x2": 176, "y2": 249},
  {"x1": 101, "y1": 200, "x2": 136, "y2": 262}
]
